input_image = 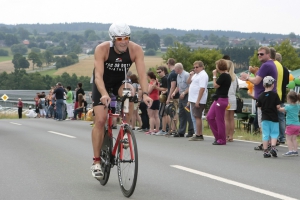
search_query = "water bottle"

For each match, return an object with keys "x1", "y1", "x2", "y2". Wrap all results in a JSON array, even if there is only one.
[{"x1": 122, "y1": 88, "x2": 131, "y2": 113}]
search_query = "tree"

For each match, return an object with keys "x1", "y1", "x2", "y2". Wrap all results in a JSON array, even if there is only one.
[
  {"x1": 42, "y1": 50, "x2": 53, "y2": 65},
  {"x1": 31, "y1": 47, "x2": 41, "y2": 53},
  {"x1": 11, "y1": 44, "x2": 28, "y2": 55},
  {"x1": 28, "y1": 52, "x2": 42, "y2": 70},
  {"x1": 0, "y1": 49, "x2": 9, "y2": 56},
  {"x1": 274, "y1": 39, "x2": 300, "y2": 70},
  {"x1": 12, "y1": 53, "x2": 23, "y2": 69},
  {"x1": 17, "y1": 27, "x2": 30, "y2": 40},
  {"x1": 163, "y1": 36, "x2": 174, "y2": 47},
  {"x1": 18, "y1": 57, "x2": 30, "y2": 69},
  {"x1": 145, "y1": 49, "x2": 156, "y2": 56},
  {"x1": 4, "y1": 34, "x2": 19, "y2": 46},
  {"x1": 162, "y1": 42, "x2": 192, "y2": 68}
]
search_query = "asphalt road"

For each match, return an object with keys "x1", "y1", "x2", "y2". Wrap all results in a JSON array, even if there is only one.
[{"x1": 0, "y1": 119, "x2": 299, "y2": 200}]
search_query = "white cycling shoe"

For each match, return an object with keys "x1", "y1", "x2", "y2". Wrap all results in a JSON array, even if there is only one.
[{"x1": 91, "y1": 163, "x2": 104, "y2": 180}]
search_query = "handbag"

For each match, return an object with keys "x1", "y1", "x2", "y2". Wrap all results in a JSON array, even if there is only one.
[
  {"x1": 211, "y1": 93, "x2": 219, "y2": 101},
  {"x1": 235, "y1": 76, "x2": 244, "y2": 113},
  {"x1": 235, "y1": 96, "x2": 244, "y2": 113}
]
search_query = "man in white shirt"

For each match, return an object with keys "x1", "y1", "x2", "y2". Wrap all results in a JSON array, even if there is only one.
[
  {"x1": 187, "y1": 61, "x2": 208, "y2": 141},
  {"x1": 25, "y1": 106, "x2": 37, "y2": 118}
]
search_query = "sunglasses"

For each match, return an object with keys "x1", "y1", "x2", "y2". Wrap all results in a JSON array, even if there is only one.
[
  {"x1": 157, "y1": 71, "x2": 162, "y2": 73},
  {"x1": 194, "y1": 66, "x2": 199, "y2": 69},
  {"x1": 115, "y1": 36, "x2": 130, "y2": 41},
  {"x1": 257, "y1": 53, "x2": 265, "y2": 56}
]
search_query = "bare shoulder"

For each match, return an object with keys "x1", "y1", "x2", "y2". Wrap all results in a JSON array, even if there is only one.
[
  {"x1": 94, "y1": 41, "x2": 110, "y2": 59},
  {"x1": 128, "y1": 41, "x2": 143, "y2": 61}
]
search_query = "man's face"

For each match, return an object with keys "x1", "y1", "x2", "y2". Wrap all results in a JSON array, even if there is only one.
[
  {"x1": 257, "y1": 49, "x2": 269, "y2": 63},
  {"x1": 156, "y1": 69, "x2": 164, "y2": 77},
  {"x1": 193, "y1": 64, "x2": 201, "y2": 73},
  {"x1": 114, "y1": 36, "x2": 130, "y2": 53}
]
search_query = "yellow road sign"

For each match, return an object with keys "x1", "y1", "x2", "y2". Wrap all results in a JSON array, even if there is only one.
[{"x1": 1, "y1": 94, "x2": 9, "y2": 101}]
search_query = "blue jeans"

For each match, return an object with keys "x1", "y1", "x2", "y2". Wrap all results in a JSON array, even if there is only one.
[
  {"x1": 278, "y1": 103, "x2": 286, "y2": 142},
  {"x1": 190, "y1": 104, "x2": 197, "y2": 133},
  {"x1": 56, "y1": 99, "x2": 64, "y2": 120}
]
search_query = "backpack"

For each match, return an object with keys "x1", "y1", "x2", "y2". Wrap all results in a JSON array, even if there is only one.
[{"x1": 39, "y1": 99, "x2": 45, "y2": 109}]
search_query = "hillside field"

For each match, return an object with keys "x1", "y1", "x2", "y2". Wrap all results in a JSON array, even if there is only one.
[
  {"x1": 54, "y1": 55, "x2": 165, "y2": 77},
  {"x1": 0, "y1": 55, "x2": 165, "y2": 77}
]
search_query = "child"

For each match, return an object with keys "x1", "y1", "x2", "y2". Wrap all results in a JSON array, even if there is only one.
[
  {"x1": 257, "y1": 76, "x2": 281, "y2": 158},
  {"x1": 278, "y1": 91, "x2": 300, "y2": 156}
]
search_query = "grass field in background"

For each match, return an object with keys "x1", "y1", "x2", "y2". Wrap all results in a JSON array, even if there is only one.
[{"x1": 53, "y1": 55, "x2": 164, "y2": 77}]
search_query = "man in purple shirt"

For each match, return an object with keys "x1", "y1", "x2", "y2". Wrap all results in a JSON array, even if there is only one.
[{"x1": 240, "y1": 46, "x2": 278, "y2": 150}]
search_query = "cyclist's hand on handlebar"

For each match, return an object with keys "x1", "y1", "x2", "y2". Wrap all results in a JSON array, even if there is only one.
[
  {"x1": 144, "y1": 96, "x2": 153, "y2": 108},
  {"x1": 100, "y1": 95, "x2": 111, "y2": 108}
]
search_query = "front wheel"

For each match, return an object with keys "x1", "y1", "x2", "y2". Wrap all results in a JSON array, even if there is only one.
[
  {"x1": 99, "y1": 130, "x2": 112, "y2": 186},
  {"x1": 117, "y1": 126, "x2": 138, "y2": 197}
]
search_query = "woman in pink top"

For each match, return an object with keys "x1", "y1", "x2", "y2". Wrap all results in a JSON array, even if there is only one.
[{"x1": 145, "y1": 71, "x2": 160, "y2": 135}]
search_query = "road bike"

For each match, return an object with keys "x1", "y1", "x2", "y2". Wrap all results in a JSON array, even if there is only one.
[{"x1": 99, "y1": 92, "x2": 138, "y2": 197}]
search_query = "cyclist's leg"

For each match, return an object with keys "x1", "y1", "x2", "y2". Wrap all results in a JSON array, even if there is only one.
[{"x1": 118, "y1": 83, "x2": 135, "y2": 125}]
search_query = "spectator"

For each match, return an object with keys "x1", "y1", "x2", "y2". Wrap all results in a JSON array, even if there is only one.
[
  {"x1": 34, "y1": 92, "x2": 40, "y2": 118},
  {"x1": 155, "y1": 66, "x2": 169, "y2": 136},
  {"x1": 145, "y1": 71, "x2": 160, "y2": 135},
  {"x1": 187, "y1": 61, "x2": 208, "y2": 141},
  {"x1": 38, "y1": 93, "x2": 46, "y2": 118},
  {"x1": 73, "y1": 94, "x2": 87, "y2": 120},
  {"x1": 207, "y1": 59, "x2": 231, "y2": 145},
  {"x1": 278, "y1": 91, "x2": 300, "y2": 156},
  {"x1": 225, "y1": 60, "x2": 238, "y2": 142},
  {"x1": 17, "y1": 98, "x2": 23, "y2": 119},
  {"x1": 166, "y1": 58, "x2": 179, "y2": 133},
  {"x1": 130, "y1": 74, "x2": 142, "y2": 130},
  {"x1": 66, "y1": 86, "x2": 74, "y2": 120},
  {"x1": 257, "y1": 76, "x2": 281, "y2": 158},
  {"x1": 75, "y1": 82, "x2": 85, "y2": 119},
  {"x1": 172, "y1": 63, "x2": 194, "y2": 137},
  {"x1": 53, "y1": 82, "x2": 65, "y2": 121},
  {"x1": 25, "y1": 106, "x2": 37, "y2": 118}
]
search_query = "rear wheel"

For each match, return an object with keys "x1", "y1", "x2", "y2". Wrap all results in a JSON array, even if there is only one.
[
  {"x1": 99, "y1": 129, "x2": 113, "y2": 186},
  {"x1": 117, "y1": 126, "x2": 138, "y2": 197}
]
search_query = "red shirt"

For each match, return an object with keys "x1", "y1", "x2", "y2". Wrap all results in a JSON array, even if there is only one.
[
  {"x1": 18, "y1": 101, "x2": 23, "y2": 108},
  {"x1": 149, "y1": 80, "x2": 159, "y2": 100}
]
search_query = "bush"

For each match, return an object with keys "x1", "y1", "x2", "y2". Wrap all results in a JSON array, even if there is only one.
[
  {"x1": 0, "y1": 49, "x2": 9, "y2": 56},
  {"x1": 145, "y1": 49, "x2": 156, "y2": 56}
]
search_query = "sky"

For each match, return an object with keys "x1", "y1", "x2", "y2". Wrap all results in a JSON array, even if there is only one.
[{"x1": 1, "y1": 0, "x2": 300, "y2": 35}]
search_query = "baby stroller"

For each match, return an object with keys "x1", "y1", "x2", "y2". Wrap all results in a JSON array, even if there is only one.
[{"x1": 164, "y1": 101, "x2": 178, "y2": 136}]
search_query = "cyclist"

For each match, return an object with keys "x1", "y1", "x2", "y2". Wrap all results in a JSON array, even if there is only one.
[{"x1": 91, "y1": 22, "x2": 153, "y2": 179}]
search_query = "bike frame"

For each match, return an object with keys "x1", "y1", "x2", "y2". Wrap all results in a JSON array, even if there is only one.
[{"x1": 107, "y1": 106, "x2": 135, "y2": 161}]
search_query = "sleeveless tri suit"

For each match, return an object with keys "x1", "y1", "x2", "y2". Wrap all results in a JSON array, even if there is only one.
[{"x1": 92, "y1": 41, "x2": 133, "y2": 106}]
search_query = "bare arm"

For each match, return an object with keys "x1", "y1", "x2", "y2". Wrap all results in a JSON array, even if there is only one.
[
  {"x1": 278, "y1": 105, "x2": 285, "y2": 113},
  {"x1": 167, "y1": 81, "x2": 177, "y2": 101},
  {"x1": 240, "y1": 72, "x2": 263, "y2": 85},
  {"x1": 187, "y1": 71, "x2": 194, "y2": 84},
  {"x1": 94, "y1": 42, "x2": 110, "y2": 106}
]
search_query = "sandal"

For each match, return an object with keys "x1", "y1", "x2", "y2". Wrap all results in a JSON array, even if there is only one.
[{"x1": 228, "y1": 138, "x2": 233, "y2": 142}]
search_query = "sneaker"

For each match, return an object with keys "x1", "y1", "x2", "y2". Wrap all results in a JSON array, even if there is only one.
[
  {"x1": 186, "y1": 134, "x2": 193, "y2": 138},
  {"x1": 254, "y1": 144, "x2": 271, "y2": 151},
  {"x1": 142, "y1": 128, "x2": 149, "y2": 132},
  {"x1": 282, "y1": 151, "x2": 294, "y2": 157},
  {"x1": 136, "y1": 127, "x2": 142, "y2": 131},
  {"x1": 91, "y1": 163, "x2": 103, "y2": 180},
  {"x1": 145, "y1": 130, "x2": 153, "y2": 135},
  {"x1": 173, "y1": 133, "x2": 184, "y2": 137},
  {"x1": 263, "y1": 152, "x2": 271, "y2": 158},
  {"x1": 270, "y1": 148, "x2": 278, "y2": 157},
  {"x1": 293, "y1": 151, "x2": 299, "y2": 156},
  {"x1": 155, "y1": 130, "x2": 167, "y2": 136},
  {"x1": 150, "y1": 131, "x2": 157, "y2": 135},
  {"x1": 189, "y1": 135, "x2": 204, "y2": 141}
]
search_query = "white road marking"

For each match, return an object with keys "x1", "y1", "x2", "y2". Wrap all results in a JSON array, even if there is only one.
[
  {"x1": 10, "y1": 122, "x2": 22, "y2": 126},
  {"x1": 171, "y1": 165, "x2": 298, "y2": 200},
  {"x1": 47, "y1": 131, "x2": 76, "y2": 138}
]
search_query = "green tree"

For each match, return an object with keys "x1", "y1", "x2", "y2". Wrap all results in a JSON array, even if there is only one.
[
  {"x1": 28, "y1": 52, "x2": 42, "y2": 70},
  {"x1": 162, "y1": 42, "x2": 192, "y2": 68},
  {"x1": 0, "y1": 49, "x2": 9, "y2": 56},
  {"x1": 274, "y1": 39, "x2": 300, "y2": 70},
  {"x1": 4, "y1": 34, "x2": 19, "y2": 46},
  {"x1": 17, "y1": 27, "x2": 31, "y2": 40},
  {"x1": 163, "y1": 36, "x2": 174, "y2": 47},
  {"x1": 18, "y1": 57, "x2": 30, "y2": 69},
  {"x1": 11, "y1": 43, "x2": 28, "y2": 55},
  {"x1": 249, "y1": 50, "x2": 261, "y2": 67},
  {"x1": 31, "y1": 47, "x2": 41, "y2": 53},
  {"x1": 12, "y1": 53, "x2": 23, "y2": 69},
  {"x1": 42, "y1": 50, "x2": 54, "y2": 66}
]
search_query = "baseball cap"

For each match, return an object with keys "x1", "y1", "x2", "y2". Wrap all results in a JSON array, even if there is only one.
[{"x1": 263, "y1": 76, "x2": 275, "y2": 87}]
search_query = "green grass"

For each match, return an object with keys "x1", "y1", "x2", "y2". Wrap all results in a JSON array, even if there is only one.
[
  {"x1": 0, "y1": 56, "x2": 13, "y2": 62},
  {"x1": 37, "y1": 68, "x2": 58, "y2": 76}
]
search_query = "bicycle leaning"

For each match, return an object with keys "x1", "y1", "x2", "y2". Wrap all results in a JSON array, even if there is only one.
[{"x1": 98, "y1": 91, "x2": 138, "y2": 197}]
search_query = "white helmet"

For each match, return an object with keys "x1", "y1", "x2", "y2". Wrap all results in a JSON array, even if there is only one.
[{"x1": 108, "y1": 22, "x2": 131, "y2": 39}]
